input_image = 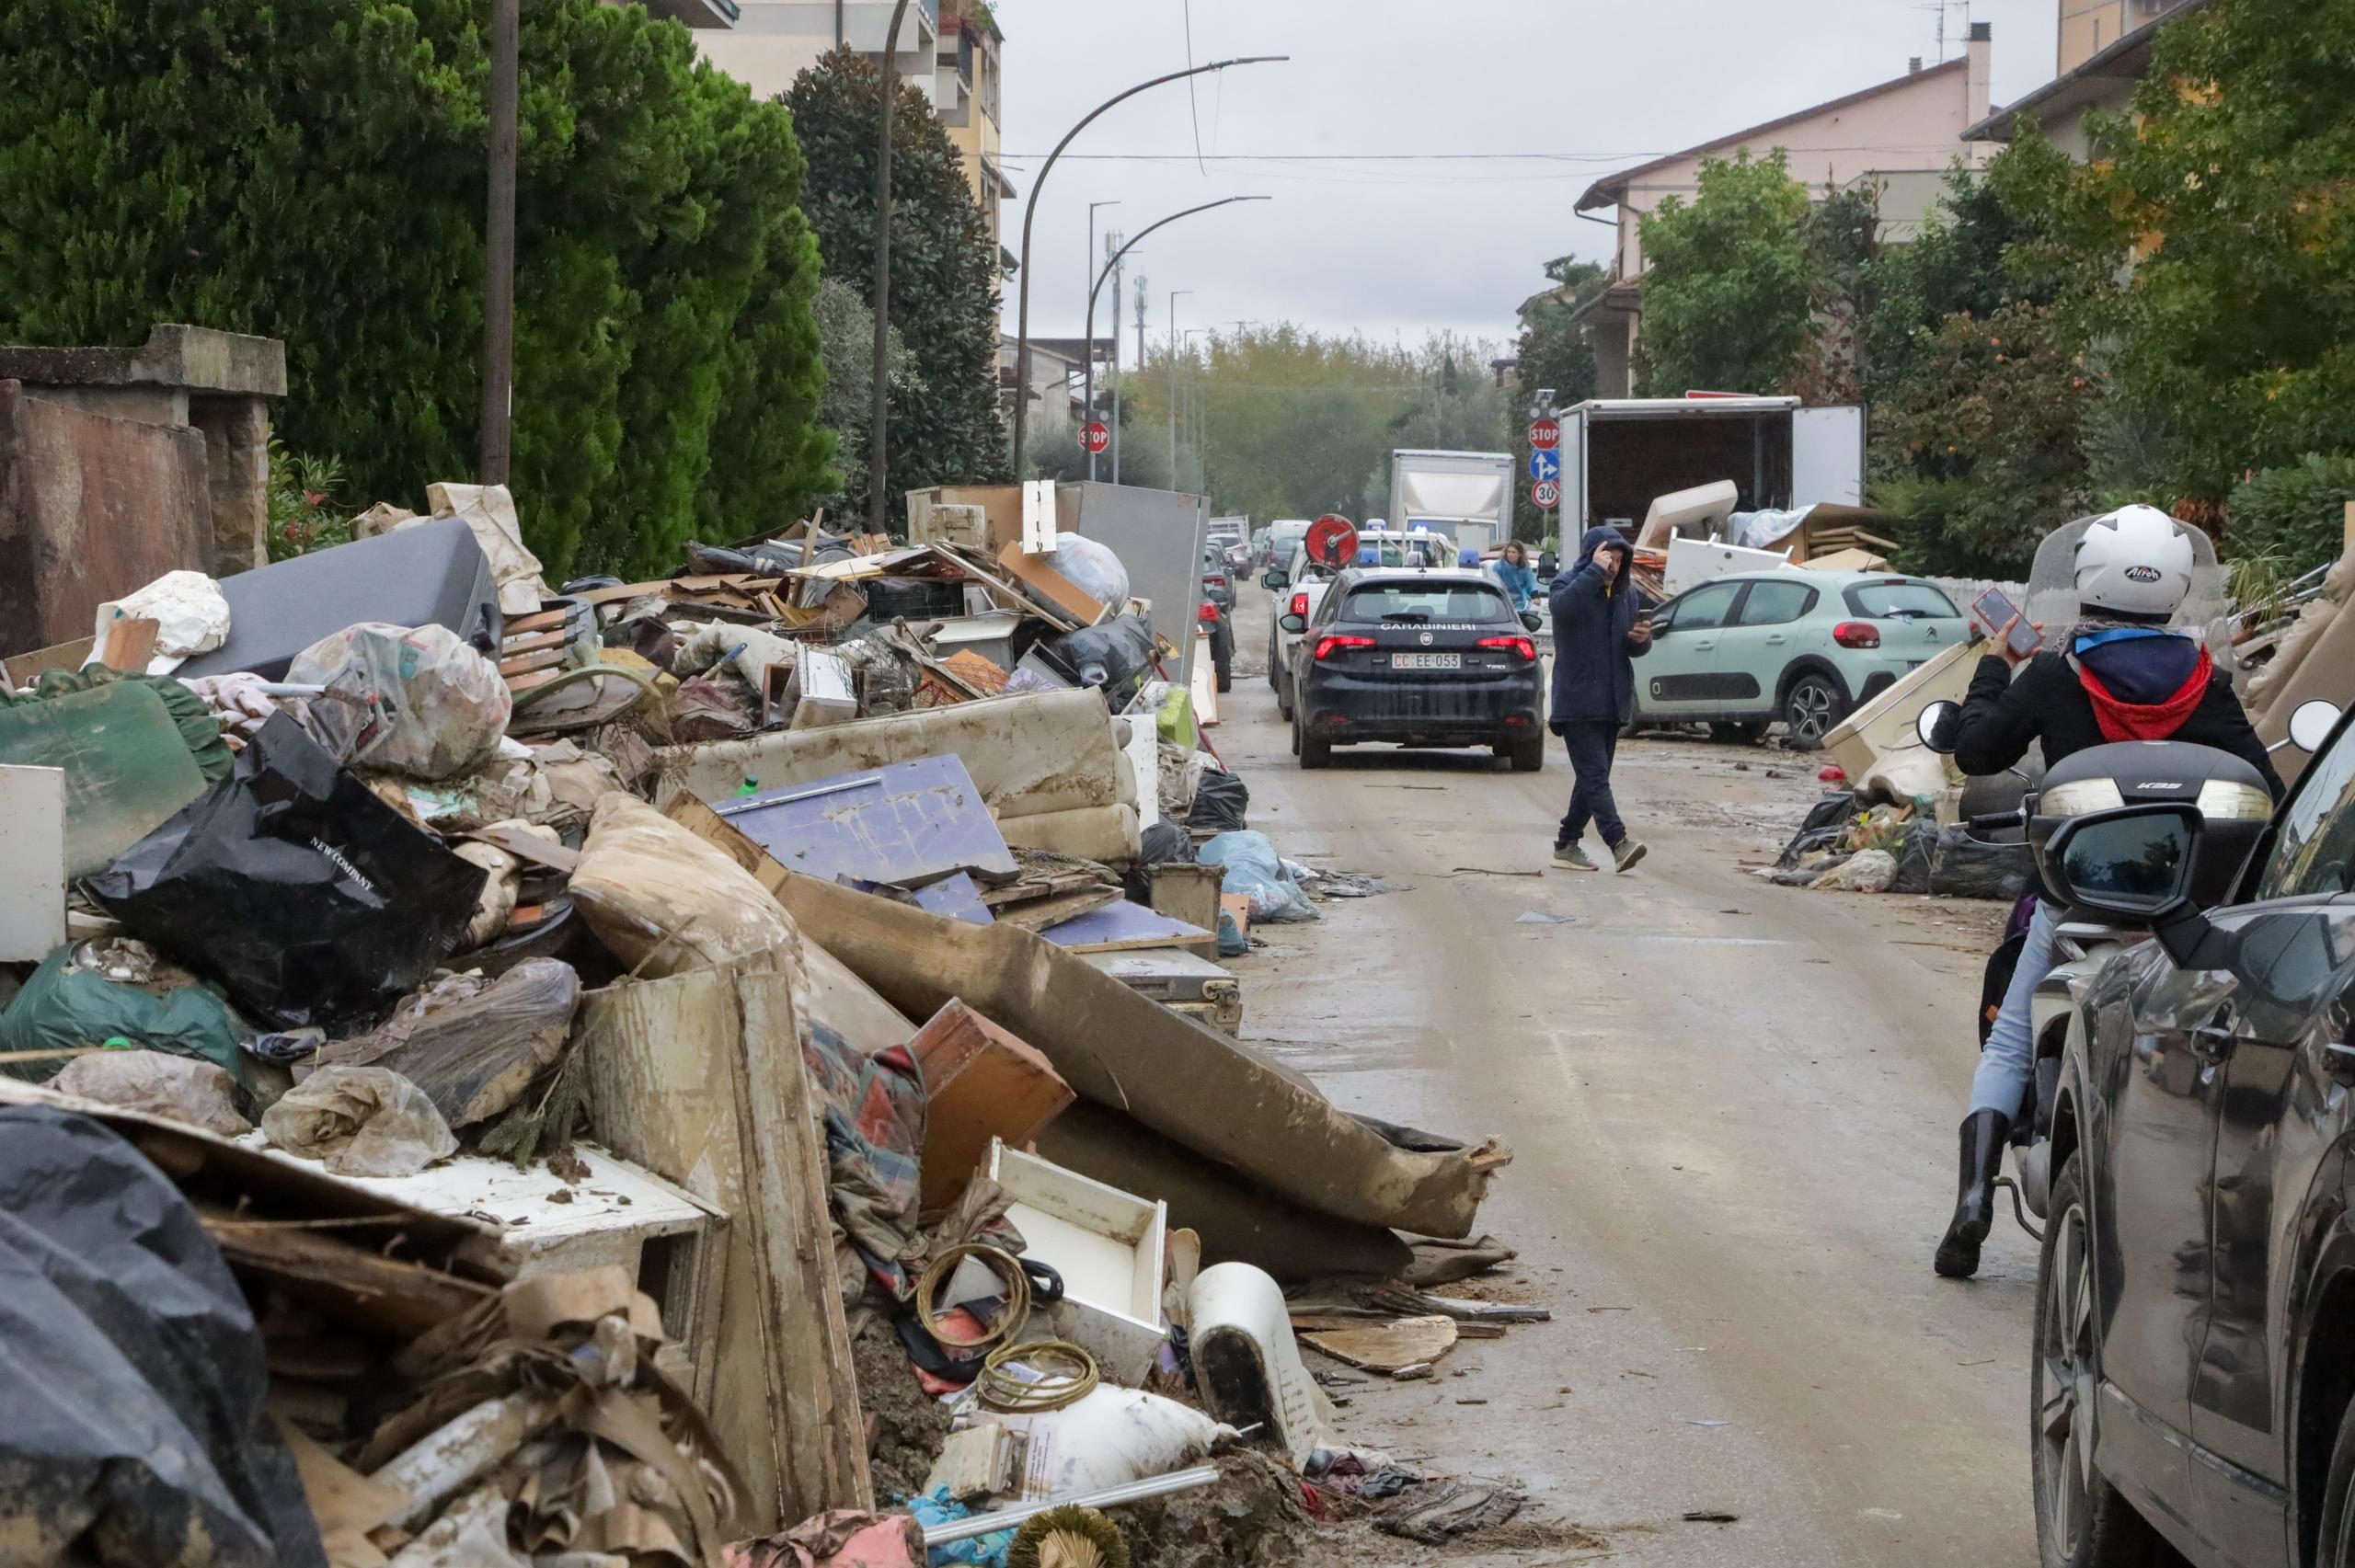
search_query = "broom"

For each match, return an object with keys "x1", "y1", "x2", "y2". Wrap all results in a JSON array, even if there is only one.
[{"x1": 1005, "y1": 1505, "x2": 1129, "y2": 1568}]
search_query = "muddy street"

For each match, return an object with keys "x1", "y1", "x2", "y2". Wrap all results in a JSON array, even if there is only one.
[{"x1": 1222, "y1": 589, "x2": 2032, "y2": 1565}]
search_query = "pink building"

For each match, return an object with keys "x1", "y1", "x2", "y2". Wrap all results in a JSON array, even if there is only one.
[{"x1": 1566, "y1": 24, "x2": 1996, "y2": 395}]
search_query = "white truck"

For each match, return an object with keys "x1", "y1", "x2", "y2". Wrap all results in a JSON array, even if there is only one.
[
  {"x1": 1387, "y1": 450, "x2": 1514, "y2": 559},
  {"x1": 1545, "y1": 396, "x2": 1863, "y2": 537}
]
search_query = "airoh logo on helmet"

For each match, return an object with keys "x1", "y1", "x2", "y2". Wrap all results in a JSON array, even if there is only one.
[{"x1": 2124, "y1": 565, "x2": 2164, "y2": 583}]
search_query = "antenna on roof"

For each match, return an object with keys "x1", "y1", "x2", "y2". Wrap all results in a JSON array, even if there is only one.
[{"x1": 1913, "y1": 0, "x2": 1969, "y2": 61}]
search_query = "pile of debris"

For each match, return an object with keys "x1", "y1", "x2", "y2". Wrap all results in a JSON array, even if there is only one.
[{"x1": 1, "y1": 478, "x2": 1517, "y2": 1562}]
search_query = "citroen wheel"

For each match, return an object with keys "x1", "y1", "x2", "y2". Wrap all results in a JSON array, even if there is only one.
[{"x1": 1781, "y1": 671, "x2": 1849, "y2": 744}]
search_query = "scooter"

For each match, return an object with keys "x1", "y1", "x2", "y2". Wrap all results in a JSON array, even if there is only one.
[{"x1": 1912, "y1": 696, "x2": 2342, "y2": 1242}]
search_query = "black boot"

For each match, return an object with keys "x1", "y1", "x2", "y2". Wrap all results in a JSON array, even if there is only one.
[{"x1": 1934, "y1": 1109, "x2": 2011, "y2": 1279}]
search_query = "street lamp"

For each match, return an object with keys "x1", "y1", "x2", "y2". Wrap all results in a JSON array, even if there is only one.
[
  {"x1": 1166, "y1": 289, "x2": 1191, "y2": 481},
  {"x1": 868, "y1": 0, "x2": 917, "y2": 535},
  {"x1": 1008, "y1": 54, "x2": 1286, "y2": 476},
  {"x1": 1081, "y1": 197, "x2": 1269, "y2": 480},
  {"x1": 1083, "y1": 200, "x2": 1120, "y2": 479}
]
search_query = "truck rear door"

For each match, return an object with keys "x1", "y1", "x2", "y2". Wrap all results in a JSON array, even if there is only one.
[{"x1": 1791, "y1": 406, "x2": 1864, "y2": 506}]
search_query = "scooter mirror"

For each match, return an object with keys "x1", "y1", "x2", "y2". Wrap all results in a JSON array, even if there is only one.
[
  {"x1": 2289, "y1": 699, "x2": 2342, "y2": 754},
  {"x1": 1916, "y1": 699, "x2": 1963, "y2": 755}
]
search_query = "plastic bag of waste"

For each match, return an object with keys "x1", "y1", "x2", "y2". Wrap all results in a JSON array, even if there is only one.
[
  {"x1": 1814, "y1": 848, "x2": 1898, "y2": 893},
  {"x1": 302, "y1": 958, "x2": 579, "y2": 1128},
  {"x1": 1775, "y1": 792, "x2": 1857, "y2": 870},
  {"x1": 52, "y1": 1050, "x2": 252, "y2": 1138},
  {"x1": 1890, "y1": 820, "x2": 1939, "y2": 895},
  {"x1": 1034, "y1": 614, "x2": 1156, "y2": 696},
  {"x1": 287, "y1": 622, "x2": 511, "y2": 781},
  {"x1": 0, "y1": 941, "x2": 250, "y2": 1090},
  {"x1": 1041, "y1": 532, "x2": 1131, "y2": 610},
  {"x1": 1199, "y1": 830, "x2": 1319, "y2": 923},
  {"x1": 86, "y1": 714, "x2": 489, "y2": 1032},
  {"x1": 938, "y1": 1383, "x2": 1231, "y2": 1502},
  {"x1": 1188, "y1": 769, "x2": 1250, "y2": 833},
  {"x1": 95, "y1": 569, "x2": 232, "y2": 669},
  {"x1": 570, "y1": 793, "x2": 793, "y2": 977},
  {"x1": 0, "y1": 1106, "x2": 326, "y2": 1567},
  {"x1": 1931, "y1": 828, "x2": 2037, "y2": 902},
  {"x1": 260, "y1": 1064, "x2": 457, "y2": 1176}
]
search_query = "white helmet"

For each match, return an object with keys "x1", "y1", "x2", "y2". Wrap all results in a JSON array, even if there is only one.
[{"x1": 2074, "y1": 503, "x2": 2195, "y2": 619}]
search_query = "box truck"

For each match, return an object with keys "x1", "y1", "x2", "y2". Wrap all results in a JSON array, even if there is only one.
[
  {"x1": 1387, "y1": 450, "x2": 1514, "y2": 557},
  {"x1": 1549, "y1": 396, "x2": 1863, "y2": 533}
]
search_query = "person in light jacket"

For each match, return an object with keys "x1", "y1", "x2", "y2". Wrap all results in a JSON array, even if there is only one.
[
  {"x1": 1494, "y1": 539, "x2": 1538, "y2": 612},
  {"x1": 1547, "y1": 525, "x2": 1651, "y2": 873}
]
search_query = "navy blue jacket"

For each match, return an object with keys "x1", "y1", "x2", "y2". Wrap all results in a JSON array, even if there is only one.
[{"x1": 1548, "y1": 525, "x2": 1650, "y2": 727}]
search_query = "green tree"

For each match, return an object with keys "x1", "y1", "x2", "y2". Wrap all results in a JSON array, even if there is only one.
[
  {"x1": 2065, "y1": 0, "x2": 2355, "y2": 507},
  {"x1": 1637, "y1": 150, "x2": 1815, "y2": 395},
  {"x1": 786, "y1": 50, "x2": 1009, "y2": 526},
  {"x1": 809, "y1": 277, "x2": 922, "y2": 517},
  {"x1": 0, "y1": 0, "x2": 831, "y2": 578},
  {"x1": 1786, "y1": 183, "x2": 1880, "y2": 405}
]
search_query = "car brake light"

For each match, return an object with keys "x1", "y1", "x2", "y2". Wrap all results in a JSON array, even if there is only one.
[
  {"x1": 1199, "y1": 601, "x2": 1221, "y2": 624},
  {"x1": 1314, "y1": 635, "x2": 1375, "y2": 661},
  {"x1": 1832, "y1": 621, "x2": 1881, "y2": 649},
  {"x1": 1477, "y1": 635, "x2": 1537, "y2": 660},
  {"x1": 1288, "y1": 592, "x2": 1309, "y2": 618},
  {"x1": 1205, "y1": 574, "x2": 1226, "y2": 588}
]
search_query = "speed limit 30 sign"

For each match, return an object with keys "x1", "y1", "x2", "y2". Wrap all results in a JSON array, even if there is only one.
[{"x1": 1531, "y1": 478, "x2": 1561, "y2": 509}]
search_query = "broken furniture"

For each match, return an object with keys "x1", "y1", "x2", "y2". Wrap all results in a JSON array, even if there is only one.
[
  {"x1": 987, "y1": 1139, "x2": 1167, "y2": 1387},
  {"x1": 907, "y1": 1001, "x2": 1074, "y2": 1212}
]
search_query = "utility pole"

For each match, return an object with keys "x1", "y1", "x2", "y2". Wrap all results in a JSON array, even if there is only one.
[
  {"x1": 867, "y1": 0, "x2": 916, "y2": 533},
  {"x1": 1129, "y1": 277, "x2": 1146, "y2": 484},
  {"x1": 1166, "y1": 289, "x2": 1190, "y2": 483},
  {"x1": 1107, "y1": 233, "x2": 1124, "y2": 484},
  {"x1": 479, "y1": 0, "x2": 519, "y2": 484},
  {"x1": 1084, "y1": 200, "x2": 1119, "y2": 480}
]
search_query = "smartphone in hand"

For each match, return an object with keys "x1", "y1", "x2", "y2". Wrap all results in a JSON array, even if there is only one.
[{"x1": 1971, "y1": 588, "x2": 2042, "y2": 658}]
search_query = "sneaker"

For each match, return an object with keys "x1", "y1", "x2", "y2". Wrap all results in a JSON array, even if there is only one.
[
  {"x1": 1611, "y1": 838, "x2": 1648, "y2": 874},
  {"x1": 1552, "y1": 842, "x2": 1599, "y2": 872}
]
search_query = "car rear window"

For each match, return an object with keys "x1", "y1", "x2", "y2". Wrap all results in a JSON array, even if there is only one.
[
  {"x1": 1341, "y1": 582, "x2": 1513, "y2": 624},
  {"x1": 1844, "y1": 580, "x2": 1959, "y2": 620}
]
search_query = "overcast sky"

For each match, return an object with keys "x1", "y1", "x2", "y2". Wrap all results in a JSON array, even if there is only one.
[{"x1": 996, "y1": 0, "x2": 2060, "y2": 351}]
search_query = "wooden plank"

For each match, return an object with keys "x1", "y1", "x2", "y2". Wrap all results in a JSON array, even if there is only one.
[
  {"x1": 94, "y1": 615, "x2": 159, "y2": 672},
  {"x1": 990, "y1": 886, "x2": 1125, "y2": 933},
  {"x1": 578, "y1": 949, "x2": 873, "y2": 1532},
  {"x1": 996, "y1": 539, "x2": 1109, "y2": 625}
]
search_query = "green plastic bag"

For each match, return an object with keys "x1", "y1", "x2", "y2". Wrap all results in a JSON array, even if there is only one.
[{"x1": 0, "y1": 944, "x2": 250, "y2": 1093}]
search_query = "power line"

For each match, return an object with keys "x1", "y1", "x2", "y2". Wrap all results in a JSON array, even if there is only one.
[{"x1": 1000, "y1": 151, "x2": 1671, "y2": 163}]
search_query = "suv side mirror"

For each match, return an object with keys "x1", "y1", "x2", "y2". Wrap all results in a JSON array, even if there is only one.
[
  {"x1": 1279, "y1": 612, "x2": 1307, "y2": 634},
  {"x1": 1264, "y1": 569, "x2": 1290, "y2": 590},
  {"x1": 1916, "y1": 699, "x2": 1963, "y2": 755},
  {"x1": 1520, "y1": 611, "x2": 1544, "y2": 634},
  {"x1": 2041, "y1": 804, "x2": 2227, "y2": 967}
]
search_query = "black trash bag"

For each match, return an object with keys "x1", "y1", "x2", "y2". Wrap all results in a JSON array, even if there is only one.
[
  {"x1": 680, "y1": 540, "x2": 763, "y2": 576},
  {"x1": 1034, "y1": 613, "x2": 1157, "y2": 696},
  {"x1": 1137, "y1": 821, "x2": 1196, "y2": 864},
  {"x1": 86, "y1": 714, "x2": 488, "y2": 1033},
  {"x1": 1930, "y1": 827, "x2": 2037, "y2": 902},
  {"x1": 1890, "y1": 820, "x2": 1939, "y2": 895},
  {"x1": 0, "y1": 1105, "x2": 327, "y2": 1567},
  {"x1": 1188, "y1": 769, "x2": 1250, "y2": 833},
  {"x1": 1776, "y1": 792, "x2": 1858, "y2": 870}
]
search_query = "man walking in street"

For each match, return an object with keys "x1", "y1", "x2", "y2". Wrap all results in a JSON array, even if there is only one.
[{"x1": 1548, "y1": 524, "x2": 1651, "y2": 872}]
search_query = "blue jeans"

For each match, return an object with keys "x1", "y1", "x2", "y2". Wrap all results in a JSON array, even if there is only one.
[
  {"x1": 1970, "y1": 899, "x2": 2058, "y2": 1119},
  {"x1": 1556, "y1": 722, "x2": 1626, "y2": 848}
]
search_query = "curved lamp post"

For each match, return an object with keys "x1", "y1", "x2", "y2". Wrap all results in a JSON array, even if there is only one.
[
  {"x1": 1009, "y1": 54, "x2": 1285, "y2": 476},
  {"x1": 1080, "y1": 196, "x2": 1270, "y2": 475}
]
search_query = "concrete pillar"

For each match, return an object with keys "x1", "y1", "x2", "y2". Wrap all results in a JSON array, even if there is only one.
[{"x1": 190, "y1": 395, "x2": 270, "y2": 574}]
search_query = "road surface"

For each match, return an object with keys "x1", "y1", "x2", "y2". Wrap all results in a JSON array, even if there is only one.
[{"x1": 1221, "y1": 587, "x2": 2035, "y2": 1565}]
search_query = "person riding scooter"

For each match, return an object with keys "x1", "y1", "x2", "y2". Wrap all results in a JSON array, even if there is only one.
[{"x1": 1933, "y1": 503, "x2": 2285, "y2": 1279}]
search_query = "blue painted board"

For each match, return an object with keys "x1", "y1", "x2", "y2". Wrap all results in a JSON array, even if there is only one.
[{"x1": 715, "y1": 753, "x2": 1017, "y2": 887}]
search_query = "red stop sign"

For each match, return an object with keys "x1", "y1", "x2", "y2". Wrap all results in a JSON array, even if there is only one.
[
  {"x1": 1527, "y1": 418, "x2": 1561, "y2": 451},
  {"x1": 1079, "y1": 420, "x2": 1110, "y2": 454}
]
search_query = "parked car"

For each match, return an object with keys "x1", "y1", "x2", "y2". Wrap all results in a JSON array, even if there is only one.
[
  {"x1": 1198, "y1": 597, "x2": 1233, "y2": 692},
  {"x1": 1279, "y1": 567, "x2": 1545, "y2": 771},
  {"x1": 1200, "y1": 543, "x2": 1235, "y2": 615},
  {"x1": 2024, "y1": 699, "x2": 2355, "y2": 1568},
  {"x1": 1259, "y1": 519, "x2": 1313, "y2": 575},
  {"x1": 1628, "y1": 569, "x2": 1964, "y2": 744}
]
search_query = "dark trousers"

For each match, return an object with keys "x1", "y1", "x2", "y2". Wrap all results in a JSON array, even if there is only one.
[{"x1": 1556, "y1": 721, "x2": 1626, "y2": 847}]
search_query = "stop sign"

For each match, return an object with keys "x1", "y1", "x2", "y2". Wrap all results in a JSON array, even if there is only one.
[
  {"x1": 1079, "y1": 420, "x2": 1110, "y2": 454},
  {"x1": 1527, "y1": 417, "x2": 1561, "y2": 451}
]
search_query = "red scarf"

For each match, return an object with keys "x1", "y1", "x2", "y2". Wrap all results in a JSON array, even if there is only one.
[{"x1": 2075, "y1": 644, "x2": 2213, "y2": 741}]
